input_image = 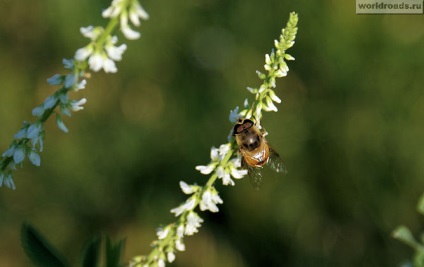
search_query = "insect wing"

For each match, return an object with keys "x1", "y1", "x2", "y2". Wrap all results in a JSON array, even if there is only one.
[
  {"x1": 268, "y1": 147, "x2": 288, "y2": 174},
  {"x1": 242, "y1": 157, "x2": 263, "y2": 190}
]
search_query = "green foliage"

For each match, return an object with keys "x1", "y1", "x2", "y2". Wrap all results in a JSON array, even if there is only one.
[
  {"x1": 21, "y1": 223, "x2": 125, "y2": 267},
  {"x1": 21, "y1": 223, "x2": 70, "y2": 267},
  {"x1": 393, "y1": 193, "x2": 424, "y2": 267},
  {"x1": 81, "y1": 235, "x2": 101, "y2": 267}
]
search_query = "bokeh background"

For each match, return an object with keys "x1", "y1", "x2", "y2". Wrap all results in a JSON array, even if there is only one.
[{"x1": 0, "y1": 0, "x2": 424, "y2": 266}]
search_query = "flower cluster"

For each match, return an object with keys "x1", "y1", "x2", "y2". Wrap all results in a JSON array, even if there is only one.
[
  {"x1": 228, "y1": 12, "x2": 298, "y2": 126},
  {"x1": 130, "y1": 12, "x2": 298, "y2": 267},
  {"x1": 74, "y1": 0, "x2": 149, "y2": 73},
  {"x1": 0, "y1": 0, "x2": 149, "y2": 190},
  {"x1": 195, "y1": 144, "x2": 247, "y2": 186}
]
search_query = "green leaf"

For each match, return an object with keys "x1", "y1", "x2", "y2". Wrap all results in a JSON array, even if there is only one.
[
  {"x1": 105, "y1": 236, "x2": 125, "y2": 267},
  {"x1": 393, "y1": 225, "x2": 420, "y2": 250},
  {"x1": 81, "y1": 235, "x2": 101, "y2": 267},
  {"x1": 21, "y1": 223, "x2": 69, "y2": 267},
  {"x1": 417, "y1": 193, "x2": 424, "y2": 215}
]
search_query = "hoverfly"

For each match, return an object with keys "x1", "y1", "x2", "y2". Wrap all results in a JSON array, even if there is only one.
[{"x1": 232, "y1": 118, "x2": 287, "y2": 189}]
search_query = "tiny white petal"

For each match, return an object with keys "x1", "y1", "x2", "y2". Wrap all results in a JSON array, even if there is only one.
[
  {"x1": 75, "y1": 46, "x2": 93, "y2": 61},
  {"x1": 231, "y1": 168, "x2": 248, "y2": 179},
  {"x1": 195, "y1": 165, "x2": 214, "y2": 175},
  {"x1": 229, "y1": 107, "x2": 239, "y2": 123},
  {"x1": 2, "y1": 146, "x2": 15, "y2": 157},
  {"x1": 268, "y1": 90, "x2": 281, "y2": 103},
  {"x1": 28, "y1": 150, "x2": 41, "y2": 166},
  {"x1": 167, "y1": 252, "x2": 175, "y2": 263},
  {"x1": 13, "y1": 147, "x2": 25, "y2": 164},
  {"x1": 285, "y1": 53, "x2": 295, "y2": 60},
  {"x1": 77, "y1": 79, "x2": 87, "y2": 91},
  {"x1": 176, "y1": 225, "x2": 184, "y2": 238},
  {"x1": 129, "y1": 8, "x2": 141, "y2": 26},
  {"x1": 134, "y1": 2, "x2": 149, "y2": 20},
  {"x1": 64, "y1": 73, "x2": 77, "y2": 89},
  {"x1": 56, "y1": 115, "x2": 69, "y2": 133},
  {"x1": 157, "y1": 227, "x2": 169, "y2": 240},
  {"x1": 210, "y1": 147, "x2": 219, "y2": 161},
  {"x1": 47, "y1": 74, "x2": 63, "y2": 85},
  {"x1": 27, "y1": 124, "x2": 40, "y2": 140},
  {"x1": 170, "y1": 205, "x2": 185, "y2": 217},
  {"x1": 88, "y1": 53, "x2": 104, "y2": 72},
  {"x1": 102, "y1": 6, "x2": 114, "y2": 18},
  {"x1": 105, "y1": 44, "x2": 127, "y2": 61},
  {"x1": 175, "y1": 239, "x2": 185, "y2": 251},
  {"x1": 62, "y1": 58, "x2": 74, "y2": 69},
  {"x1": 80, "y1": 26, "x2": 94, "y2": 37},
  {"x1": 265, "y1": 54, "x2": 271, "y2": 65},
  {"x1": 121, "y1": 24, "x2": 141, "y2": 40},
  {"x1": 14, "y1": 128, "x2": 27, "y2": 139},
  {"x1": 179, "y1": 181, "x2": 194, "y2": 194},
  {"x1": 263, "y1": 97, "x2": 278, "y2": 112},
  {"x1": 70, "y1": 98, "x2": 87, "y2": 112},
  {"x1": 218, "y1": 144, "x2": 231, "y2": 159},
  {"x1": 103, "y1": 58, "x2": 118, "y2": 73},
  {"x1": 4, "y1": 174, "x2": 15, "y2": 190},
  {"x1": 157, "y1": 258, "x2": 165, "y2": 267},
  {"x1": 32, "y1": 107, "x2": 44, "y2": 118},
  {"x1": 43, "y1": 95, "x2": 57, "y2": 110}
]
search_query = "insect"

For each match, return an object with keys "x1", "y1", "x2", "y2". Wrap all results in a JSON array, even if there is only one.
[{"x1": 232, "y1": 118, "x2": 287, "y2": 189}]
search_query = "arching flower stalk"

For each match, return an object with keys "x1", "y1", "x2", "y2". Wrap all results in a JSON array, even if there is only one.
[
  {"x1": 130, "y1": 12, "x2": 298, "y2": 267},
  {"x1": 0, "y1": 0, "x2": 148, "y2": 190}
]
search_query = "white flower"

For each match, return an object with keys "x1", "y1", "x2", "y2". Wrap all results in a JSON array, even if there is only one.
[
  {"x1": 14, "y1": 127, "x2": 27, "y2": 139},
  {"x1": 103, "y1": 57, "x2": 118, "y2": 73},
  {"x1": 3, "y1": 174, "x2": 15, "y2": 190},
  {"x1": 47, "y1": 74, "x2": 64, "y2": 85},
  {"x1": 255, "y1": 102, "x2": 262, "y2": 120},
  {"x1": 175, "y1": 238, "x2": 185, "y2": 251},
  {"x1": 229, "y1": 106, "x2": 240, "y2": 123},
  {"x1": 130, "y1": 2, "x2": 149, "y2": 24},
  {"x1": 88, "y1": 51, "x2": 105, "y2": 72},
  {"x1": 102, "y1": 0, "x2": 124, "y2": 18},
  {"x1": 43, "y1": 95, "x2": 57, "y2": 110},
  {"x1": 27, "y1": 123, "x2": 41, "y2": 140},
  {"x1": 195, "y1": 164, "x2": 215, "y2": 175},
  {"x1": 77, "y1": 79, "x2": 87, "y2": 91},
  {"x1": 167, "y1": 252, "x2": 175, "y2": 263},
  {"x1": 64, "y1": 73, "x2": 77, "y2": 89},
  {"x1": 2, "y1": 146, "x2": 15, "y2": 157},
  {"x1": 105, "y1": 42, "x2": 127, "y2": 61},
  {"x1": 185, "y1": 212, "x2": 203, "y2": 236},
  {"x1": 268, "y1": 89, "x2": 281, "y2": 103},
  {"x1": 70, "y1": 98, "x2": 87, "y2": 112},
  {"x1": 32, "y1": 106, "x2": 44, "y2": 117},
  {"x1": 170, "y1": 198, "x2": 196, "y2": 217},
  {"x1": 157, "y1": 258, "x2": 165, "y2": 267},
  {"x1": 121, "y1": 22, "x2": 141, "y2": 40},
  {"x1": 229, "y1": 158, "x2": 248, "y2": 179},
  {"x1": 217, "y1": 166, "x2": 234, "y2": 186},
  {"x1": 218, "y1": 144, "x2": 231, "y2": 159},
  {"x1": 263, "y1": 96, "x2": 278, "y2": 112},
  {"x1": 80, "y1": 26, "x2": 102, "y2": 40},
  {"x1": 13, "y1": 147, "x2": 25, "y2": 164},
  {"x1": 179, "y1": 181, "x2": 195, "y2": 194},
  {"x1": 56, "y1": 114, "x2": 69, "y2": 133},
  {"x1": 199, "y1": 188, "x2": 223, "y2": 212},
  {"x1": 176, "y1": 224, "x2": 184, "y2": 238},
  {"x1": 75, "y1": 45, "x2": 94, "y2": 61},
  {"x1": 28, "y1": 150, "x2": 41, "y2": 166},
  {"x1": 156, "y1": 227, "x2": 169, "y2": 240},
  {"x1": 62, "y1": 58, "x2": 74, "y2": 69}
]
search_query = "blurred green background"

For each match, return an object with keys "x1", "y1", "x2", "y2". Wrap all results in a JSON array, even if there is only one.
[{"x1": 0, "y1": 0, "x2": 424, "y2": 266}]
